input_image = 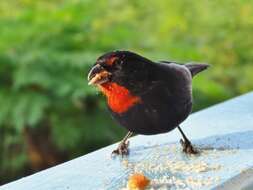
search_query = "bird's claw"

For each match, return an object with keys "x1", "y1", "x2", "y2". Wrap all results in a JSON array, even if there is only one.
[
  {"x1": 112, "y1": 141, "x2": 130, "y2": 156},
  {"x1": 180, "y1": 139, "x2": 199, "y2": 154}
]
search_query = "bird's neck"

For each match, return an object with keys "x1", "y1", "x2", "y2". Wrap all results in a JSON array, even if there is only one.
[{"x1": 98, "y1": 82, "x2": 141, "y2": 114}]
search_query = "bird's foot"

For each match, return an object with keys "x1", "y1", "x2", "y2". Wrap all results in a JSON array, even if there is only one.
[
  {"x1": 180, "y1": 139, "x2": 199, "y2": 154},
  {"x1": 112, "y1": 141, "x2": 130, "y2": 156}
]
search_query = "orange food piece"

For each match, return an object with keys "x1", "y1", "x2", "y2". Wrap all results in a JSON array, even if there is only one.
[{"x1": 127, "y1": 173, "x2": 150, "y2": 190}]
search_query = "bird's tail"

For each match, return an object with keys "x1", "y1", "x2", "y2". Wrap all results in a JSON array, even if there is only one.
[{"x1": 185, "y1": 63, "x2": 210, "y2": 77}]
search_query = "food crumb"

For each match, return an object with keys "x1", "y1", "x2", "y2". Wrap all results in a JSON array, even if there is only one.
[
  {"x1": 117, "y1": 144, "x2": 227, "y2": 190},
  {"x1": 127, "y1": 173, "x2": 150, "y2": 190}
]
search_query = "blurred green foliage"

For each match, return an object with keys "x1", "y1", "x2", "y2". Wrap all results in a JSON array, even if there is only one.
[{"x1": 0, "y1": 0, "x2": 253, "y2": 184}]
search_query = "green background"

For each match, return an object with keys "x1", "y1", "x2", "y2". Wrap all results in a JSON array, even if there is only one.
[{"x1": 0, "y1": 0, "x2": 253, "y2": 184}]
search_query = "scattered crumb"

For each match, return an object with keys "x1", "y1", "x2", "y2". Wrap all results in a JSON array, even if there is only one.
[
  {"x1": 185, "y1": 176, "x2": 220, "y2": 188},
  {"x1": 127, "y1": 173, "x2": 150, "y2": 190},
  {"x1": 133, "y1": 160, "x2": 221, "y2": 174},
  {"x1": 150, "y1": 175, "x2": 186, "y2": 189},
  {"x1": 117, "y1": 145, "x2": 230, "y2": 190},
  {"x1": 120, "y1": 175, "x2": 220, "y2": 190},
  {"x1": 122, "y1": 159, "x2": 130, "y2": 167}
]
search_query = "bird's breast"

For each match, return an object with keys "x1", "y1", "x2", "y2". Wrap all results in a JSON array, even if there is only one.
[{"x1": 98, "y1": 82, "x2": 142, "y2": 114}]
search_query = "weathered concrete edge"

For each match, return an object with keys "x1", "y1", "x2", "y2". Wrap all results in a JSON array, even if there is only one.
[{"x1": 214, "y1": 168, "x2": 253, "y2": 190}]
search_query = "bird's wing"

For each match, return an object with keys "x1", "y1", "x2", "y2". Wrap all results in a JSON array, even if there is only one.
[
  {"x1": 159, "y1": 61, "x2": 209, "y2": 77},
  {"x1": 159, "y1": 60, "x2": 183, "y2": 64}
]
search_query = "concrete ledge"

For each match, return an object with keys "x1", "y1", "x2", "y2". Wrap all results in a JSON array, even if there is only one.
[
  {"x1": 216, "y1": 168, "x2": 253, "y2": 190},
  {"x1": 1, "y1": 92, "x2": 253, "y2": 190}
]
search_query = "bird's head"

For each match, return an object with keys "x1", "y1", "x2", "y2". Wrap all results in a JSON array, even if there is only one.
[
  {"x1": 88, "y1": 50, "x2": 152, "y2": 93},
  {"x1": 87, "y1": 50, "x2": 152, "y2": 113}
]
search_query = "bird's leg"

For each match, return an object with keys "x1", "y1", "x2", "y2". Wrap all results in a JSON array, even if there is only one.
[
  {"x1": 178, "y1": 126, "x2": 199, "y2": 154},
  {"x1": 112, "y1": 131, "x2": 133, "y2": 156}
]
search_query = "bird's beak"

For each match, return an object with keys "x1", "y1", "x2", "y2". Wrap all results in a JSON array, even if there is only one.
[{"x1": 87, "y1": 64, "x2": 112, "y2": 85}]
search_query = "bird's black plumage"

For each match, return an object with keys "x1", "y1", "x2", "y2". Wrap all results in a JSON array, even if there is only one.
[
  {"x1": 104, "y1": 51, "x2": 208, "y2": 134},
  {"x1": 88, "y1": 50, "x2": 209, "y2": 155}
]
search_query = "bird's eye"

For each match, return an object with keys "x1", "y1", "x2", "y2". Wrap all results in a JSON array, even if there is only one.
[
  {"x1": 111, "y1": 59, "x2": 124, "y2": 70},
  {"x1": 99, "y1": 63, "x2": 110, "y2": 70}
]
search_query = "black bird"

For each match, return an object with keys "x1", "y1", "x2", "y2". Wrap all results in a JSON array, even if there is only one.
[{"x1": 88, "y1": 51, "x2": 209, "y2": 155}]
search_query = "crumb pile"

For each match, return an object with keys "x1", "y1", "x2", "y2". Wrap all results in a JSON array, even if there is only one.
[{"x1": 119, "y1": 144, "x2": 229, "y2": 190}]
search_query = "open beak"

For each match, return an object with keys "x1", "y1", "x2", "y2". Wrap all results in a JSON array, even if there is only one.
[{"x1": 87, "y1": 64, "x2": 111, "y2": 85}]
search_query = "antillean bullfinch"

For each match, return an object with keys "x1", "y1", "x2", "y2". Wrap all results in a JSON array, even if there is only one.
[{"x1": 88, "y1": 51, "x2": 209, "y2": 155}]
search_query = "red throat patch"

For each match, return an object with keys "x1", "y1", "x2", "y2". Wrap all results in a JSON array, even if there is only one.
[{"x1": 98, "y1": 82, "x2": 141, "y2": 114}]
